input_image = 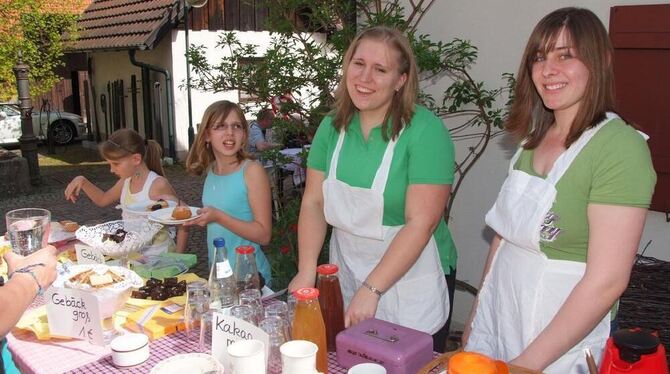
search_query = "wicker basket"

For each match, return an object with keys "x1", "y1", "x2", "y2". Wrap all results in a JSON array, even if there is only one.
[{"x1": 618, "y1": 254, "x2": 670, "y2": 363}]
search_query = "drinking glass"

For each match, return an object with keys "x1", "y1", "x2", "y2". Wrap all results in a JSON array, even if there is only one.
[
  {"x1": 199, "y1": 310, "x2": 215, "y2": 353},
  {"x1": 259, "y1": 316, "x2": 287, "y2": 373},
  {"x1": 239, "y1": 288, "x2": 263, "y2": 325},
  {"x1": 185, "y1": 281, "x2": 210, "y2": 341},
  {"x1": 264, "y1": 300, "x2": 291, "y2": 340},
  {"x1": 287, "y1": 292, "x2": 297, "y2": 325},
  {"x1": 6, "y1": 208, "x2": 51, "y2": 255},
  {"x1": 230, "y1": 305, "x2": 255, "y2": 325}
]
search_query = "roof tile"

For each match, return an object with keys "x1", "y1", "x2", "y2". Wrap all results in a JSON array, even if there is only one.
[{"x1": 69, "y1": 0, "x2": 181, "y2": 52}]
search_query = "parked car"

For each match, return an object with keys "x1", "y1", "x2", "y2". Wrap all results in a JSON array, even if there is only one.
[{"x1": 0, "y1": 103, "x2": 87, "y2": 146}]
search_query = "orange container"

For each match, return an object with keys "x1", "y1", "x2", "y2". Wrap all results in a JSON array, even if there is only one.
[
  {"x1": 292, "y1": 287, "x2": 329, "y2": 374},
  {"x1": 448, "y1": 351, "x2": 509, "y2": 374}
]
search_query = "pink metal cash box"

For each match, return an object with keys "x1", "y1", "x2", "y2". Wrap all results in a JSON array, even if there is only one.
[{"x1": 335, "y1": 318, "x2": 433, "y2": 374}]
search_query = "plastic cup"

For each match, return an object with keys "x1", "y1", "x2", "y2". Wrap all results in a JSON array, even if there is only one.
[{"x1": 227, "y1": 339, "x2": 266, "y2": 373}]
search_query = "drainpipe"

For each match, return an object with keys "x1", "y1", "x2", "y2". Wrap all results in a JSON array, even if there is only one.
[{"x1": 128, "y1": 50, "x2": 176, "y2": 161}]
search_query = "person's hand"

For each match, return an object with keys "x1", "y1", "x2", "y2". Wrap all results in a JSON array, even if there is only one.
[
  {"x1": 184, "y1": 206, "x2": 220, "y2": 227},
  {"x1": 4, "y1": 245, "x2": 58, "y2": 291},
  {"x1": 64, "y1": 176, "x2": 87, "y2": 203},
  {"x1": 288, "y1": 270, "x2": 316, "y2": 293},
  {"x1": 344, "y1": 287, "x2": 379, "y2": 328}
]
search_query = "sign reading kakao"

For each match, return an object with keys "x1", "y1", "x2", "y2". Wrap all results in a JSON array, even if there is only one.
[{"x1": 45, "y1": 287, "x2": 104, "y2": 346}]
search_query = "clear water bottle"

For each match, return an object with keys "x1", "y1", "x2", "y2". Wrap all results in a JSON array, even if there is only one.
[
  {"x1": 233, "y1": 245, "x2": 260, "y2": 292},
  {"x1": 208, "y1": 237, "x2": 238, "y2": 312}
]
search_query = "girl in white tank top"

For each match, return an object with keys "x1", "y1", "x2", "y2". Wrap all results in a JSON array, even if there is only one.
[{"x1": 64, "y1": 129, "x2": 187, "y2": 255}]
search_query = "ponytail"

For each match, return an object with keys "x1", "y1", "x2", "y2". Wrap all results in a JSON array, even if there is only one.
[{"x1": 144, "y1": 139, "x2": 164, "y2": 176}]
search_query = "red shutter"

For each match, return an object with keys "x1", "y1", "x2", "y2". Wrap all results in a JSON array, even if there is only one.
[{"x1": 610, "y1": 4, "x2": 670, "y2": 213}]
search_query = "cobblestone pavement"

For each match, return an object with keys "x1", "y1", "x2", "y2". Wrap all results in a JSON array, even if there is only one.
[{"x1": 0, "y1": 143, "x2": 210, "y2": 278}]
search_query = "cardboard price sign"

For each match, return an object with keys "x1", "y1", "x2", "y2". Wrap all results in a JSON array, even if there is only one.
[
  {"x1": 75, "y1": 244, "x2": 105, "y2": 265},
  {"x1": 45, "y1": 287, "x2": 104, "y2": 346},
  {"x1": 211, "y1": 312, "x2": 269, "y2": 371}
]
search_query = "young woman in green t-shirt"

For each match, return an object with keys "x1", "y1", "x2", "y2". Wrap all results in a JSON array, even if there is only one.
[
  {"x1": 288, "y1": 26, "x2": 457, "y2": 352},
  {"x1": 463, "y1": 7, "x2": 656, "y2": 374}
]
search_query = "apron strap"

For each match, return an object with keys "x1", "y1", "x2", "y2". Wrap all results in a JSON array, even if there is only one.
[
  {"x1": 545, "y1": 112, "x2": 619, "y2": 185},
  {"x1": 328, "y1": 130, "x2": 347, "y2": 179},
  {"x1": 507, "y1": 147, "x2": 524, "y2": 174},
  {"x1": 371, "y1": 127, "x2": 405, "y2": 192}
]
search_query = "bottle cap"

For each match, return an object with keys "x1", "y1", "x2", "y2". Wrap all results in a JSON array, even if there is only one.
[
  {"x1": 293, "y1": 287, "x2": 319, "y2": 300},
  {"x1": 213, "y1": 237, "x2": 225, "y2": 248},
  {"x1": 316, "y1": 264, "x2": 339, "y2": 275},
  {"x1": 235, "y1": 245, "x2": 255, "y2": 255}
]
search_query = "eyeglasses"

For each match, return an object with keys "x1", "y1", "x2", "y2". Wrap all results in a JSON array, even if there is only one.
[{"x1": 210, "y1": 122, "x2": 244, "y2": 132}]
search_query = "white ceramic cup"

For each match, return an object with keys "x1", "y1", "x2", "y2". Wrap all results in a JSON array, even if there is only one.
[
  {"x1": 347, "y1": 362, "x2": 387, "y2": 374},
  {"x1": 110, "y1": 333, "x2": 150, "y2": 368},
  {"x1": 227, "y1": 339, "x2": 266, "y2": 374},
  {"x1": 280, "y1": 340, "x2": 318, "y2": 374}
]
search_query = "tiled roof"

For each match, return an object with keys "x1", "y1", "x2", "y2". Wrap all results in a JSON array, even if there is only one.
[{"x1": 68, "y1": 0, "x2": 181, "y2": 52}]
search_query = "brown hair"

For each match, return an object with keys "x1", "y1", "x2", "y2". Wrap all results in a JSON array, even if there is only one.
[
  {"x1": 257, "y1": 108, "x2": 274, "y2": 122},
  {"x1": 186, "y1": 100, "x2": 251, "y2": 175},
  {"x1": 99, "y1": 128, "x2": 164, "y2": 176},
  {"x1": 332, "y1": 26, "x2": 418, "y2": 141},
  {"x1": 505, "y1": 7, "x2": 615, "y2": 148}
]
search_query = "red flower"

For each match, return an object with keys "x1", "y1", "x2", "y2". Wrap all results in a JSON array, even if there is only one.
[
  {"x1": 280, "y1": 246, "x2": 290, "y2": 255},
  {"x1": 289, "y1": 224, "x2": 298, "y2": 233}
]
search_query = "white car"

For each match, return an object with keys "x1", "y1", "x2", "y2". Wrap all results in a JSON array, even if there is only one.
[{"x1": 0, "y1": 103, "x2": 87, "y2": 146}]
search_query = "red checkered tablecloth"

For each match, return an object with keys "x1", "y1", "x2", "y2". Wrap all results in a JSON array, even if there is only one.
[{"x1": 8, "y1": 329, "x2": 352, "y2": 373}]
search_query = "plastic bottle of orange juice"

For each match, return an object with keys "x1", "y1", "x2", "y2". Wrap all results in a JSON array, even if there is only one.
[{"x1": 291, "y1": 287, "x2": 328, "y2": 374}]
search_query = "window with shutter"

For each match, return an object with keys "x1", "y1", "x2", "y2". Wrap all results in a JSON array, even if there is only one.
[{"x1": 610, "y1": 4, "x2": 670, "y2": 213}]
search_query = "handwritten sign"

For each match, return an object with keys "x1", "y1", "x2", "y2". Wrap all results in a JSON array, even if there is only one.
[
  {"x1": 75, "y1": 244, "x2": 104, "y2": 265},
  {"x1": 211, "y1": 312, "x2": 269, "y2": 372},
  {"x1": 45, "y1": 287, "x2": 104, "y2": 346}
]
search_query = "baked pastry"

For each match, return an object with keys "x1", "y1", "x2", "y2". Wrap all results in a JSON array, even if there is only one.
[
  {"x1": 148, "y1": 199, "x2": 170, "y2": 211},
  {"x1": 171, "y1": 206, "x2": 192, "y2": 220},
  {"x1": 69, "y1": 269, "x2": 124, "y2": 288},
  {"x1": 102, "y1": 228, "x2": 127, "y2": 243},
  {"x1": 60, "y1": 220, "x2": 80, "y2": 232},
  {"x1": 131, "y1": 278, "x2": 187, "y2": 300}
]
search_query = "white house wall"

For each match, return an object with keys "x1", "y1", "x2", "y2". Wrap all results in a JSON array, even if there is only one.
[
  {"x1": 407, "y1": 0, "x2": 670, "y2": 328},
  {"x1": 170, "y1": 30, "x2": 276, "y2": 160},
  {"x1": 88, "y1": 34, "x2": 174, "y2": 150}
]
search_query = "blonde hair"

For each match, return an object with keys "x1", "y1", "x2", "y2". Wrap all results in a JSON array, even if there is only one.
[
  {"x1": 332, "y1": 26, "x2": 418, "y2": 141},
  {"x1": 99, "y1": 128, "x2": 164, "y2": 176},
  {"x1": 506, "y1": 7, "x2": 615, "y2": 148},
  {"x1": 186, "y1": 100, "x2": 251, "y2": 175}
]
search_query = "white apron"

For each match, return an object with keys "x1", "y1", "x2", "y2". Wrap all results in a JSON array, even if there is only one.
[
  {"x1": 322, "y1": 128, "x2": 448, "y2": 334},
  {"x1": 465, "y1": 114, "x2": 621, "y2": 374}
]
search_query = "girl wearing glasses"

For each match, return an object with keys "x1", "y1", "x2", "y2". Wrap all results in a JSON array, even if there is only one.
[
  {"x1": 64, "y1": 128, "x2": 187, "y2": 254},
  {"x1": 185, "y1": 100, "x2": 272, "y2": 285}
]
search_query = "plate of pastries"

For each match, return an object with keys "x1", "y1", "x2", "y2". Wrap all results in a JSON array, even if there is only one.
[
  {"x1": 124, "y1": 199, "x2": 177, "y2": 216},
  {"x1": 48, "y1": 220, "x2": 80, "y2": 244},
  {"x1": 148, "y1": 206, "x2": 200, "y2": 225}
]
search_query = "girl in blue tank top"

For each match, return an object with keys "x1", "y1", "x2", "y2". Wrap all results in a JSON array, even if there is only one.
[{"x1": 185, "y1": 101, "x2": 273, "y2": 285}]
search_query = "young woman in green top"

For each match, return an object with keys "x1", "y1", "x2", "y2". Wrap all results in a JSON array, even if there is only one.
[
  {"x1": 288, "y1": 26, "x2": 457, "y2": 352},
  {"x1": 463, "y1": 8, "x2": 656, "y2": 373}
]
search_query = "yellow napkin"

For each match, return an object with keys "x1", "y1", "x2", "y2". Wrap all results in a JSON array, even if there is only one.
[
  {"x1": 15, "y1": 306, "x2": 51, "y2": 340},
  {"x1": 123, "y1": 273, "x2": 205, "y2": 340},
  {"x1": 123, "y1": 296, "x2": 187, "y2": 340}
]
